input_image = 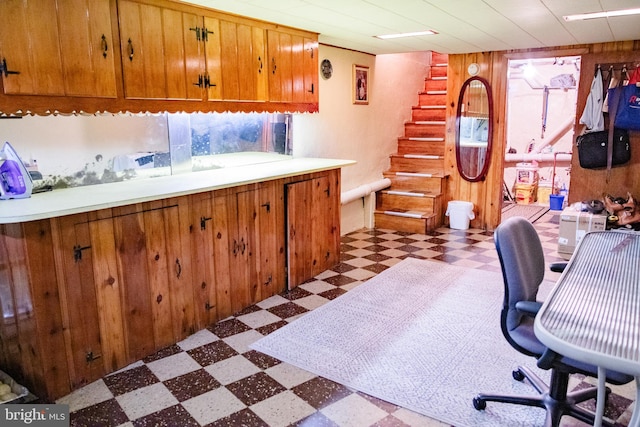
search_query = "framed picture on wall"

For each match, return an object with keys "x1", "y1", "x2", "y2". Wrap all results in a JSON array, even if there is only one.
[{"x1": 353, "y1": 64, "x2": 369, "y2": 104}]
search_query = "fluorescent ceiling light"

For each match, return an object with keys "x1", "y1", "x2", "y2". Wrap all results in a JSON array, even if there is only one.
[
  {"x1": 563, "y1": 7, "x2": 640, "y2": 21},
  {"x1": 375, "y1": 30, "x2": 437, "y2": 39}
]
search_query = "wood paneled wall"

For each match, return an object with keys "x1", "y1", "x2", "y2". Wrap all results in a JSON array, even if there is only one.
[{"x1": 445, "y1": 41, "x2": 640, "y2": 230}]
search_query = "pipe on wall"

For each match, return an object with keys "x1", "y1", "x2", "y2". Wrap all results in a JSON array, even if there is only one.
[
  {"x1": 505, "y1": 153, "x2": 572, "y2": 163},
  {"x1": 341, "y1": 178, "x2": 391, "y2": 205}
]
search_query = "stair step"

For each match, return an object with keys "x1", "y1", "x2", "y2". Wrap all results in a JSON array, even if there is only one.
[
  {"x1": 396, "y1": 171, "x2": 440, "y2": 178},
  {"x1": 432, "y1": 76, "x2": 447, "y2": 80},
  {"x1": 386, "y1": 190, "x2": 431, "y2": 197},
  {"x1": 383, "y1": 172, "x2": 448, "y2": 193},
  {"x1": 390, "y1": 154, "x2": 444, "y2": 173},
  {"x1": 430, "y1": 66, "x2": 447, "y2": 78},
  {"x1": 397, "y1": 138, "x2": 445, "y2": 156},
  {"x1": 384, "y1": 210, "x2": 425, "y2": 219},
  {"x1": 404, "y1": 122, "x2": 446, "y2": 138},
  {"x1": 418, "y1": 92, "x2": 446, "y2": 105},
  {"x1": 407, "y1": 137, "x2": 444, "y2": 141},
  {"x1": 414, "y1": 120, "x2": 446, "y2": 125},
  {"x1": 377, "y1": 190, "x2": 441, "y2": 212},
  {"x1": 424, "y1": 79, "x2": 447, "y2": 92},
  {"x1": 374, "y1": 211, "x2": 440, "y2": 234},
  {"x1": 401, "y1": 154, "x2": 441, "y2": 159},
  {"x1": 412, "y1": 105, "x2": 445, "y2": 121}
]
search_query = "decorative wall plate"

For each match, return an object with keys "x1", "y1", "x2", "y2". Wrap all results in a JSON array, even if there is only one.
[{"x1": 321, "y1": 59, "x2": 333, "y2": 79}]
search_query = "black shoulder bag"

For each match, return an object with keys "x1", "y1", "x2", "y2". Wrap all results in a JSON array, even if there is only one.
[{"x1": 576, "y1": 80, "x2": 630, "y2": 180}]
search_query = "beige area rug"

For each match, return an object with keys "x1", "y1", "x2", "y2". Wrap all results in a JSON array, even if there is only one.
[
  {"x1": 251, "y1": 258, "x2": 554, "y2": 427},
  {"x1": 502, "y1": 202, "x2": 549, "y2": 223}
]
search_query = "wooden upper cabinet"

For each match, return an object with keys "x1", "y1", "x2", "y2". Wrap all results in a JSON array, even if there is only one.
[
  {"x1": 219, "y1": 20, "x2": 267, "y2": 101},
  {"x1": 118, "y1": 0, "x2": 223, "y2": 100},
  {"x1": 0, "y1": 0, "x2": 116, "y2": 97},
  {"x1": 0, "y1": 0, "x2": 318, "y2": 111},
  {"x1": 57, "y1": 0, "x2": 118, "y2": 97},
  {"x1": 267, "y1": 30, "x2": 317, "y2": 103}
]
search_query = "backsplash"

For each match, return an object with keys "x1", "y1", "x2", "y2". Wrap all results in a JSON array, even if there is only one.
[{"x1": 1, "y1": 112, "x2": 291, "y2": 190}]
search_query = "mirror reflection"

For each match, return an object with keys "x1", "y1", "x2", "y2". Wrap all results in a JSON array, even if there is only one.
[{"x1": 456, "y1": 76, "x2": 493, "y2": 182}]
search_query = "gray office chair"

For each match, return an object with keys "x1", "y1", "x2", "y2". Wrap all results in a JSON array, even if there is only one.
[{"x1": 473, "y1": 216, "x2": 633, "y2": 427}]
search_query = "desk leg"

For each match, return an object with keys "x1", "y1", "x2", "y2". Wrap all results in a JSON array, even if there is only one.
[
  {"x1": 629, "y1": 376, "x2": 640, "y2": 427},
  {"x1": 594, "y1": 367, "x2": 606, "y2": 427}
]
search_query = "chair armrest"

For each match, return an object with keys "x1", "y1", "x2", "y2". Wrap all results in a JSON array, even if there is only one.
[
  {"x1": 515, "y1": 301, "x2": 542, "y2": 317},
  {"x1": 549, "y1": 262, "x2": 567, "y2": 273},
  {"x1": 537, "y1": 348, "x2": 561, "y2": 370}
]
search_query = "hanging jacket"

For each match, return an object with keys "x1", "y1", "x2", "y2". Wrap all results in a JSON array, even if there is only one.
[{"x1": 579, "y1": 68, "x2": 604, "y2": 132}]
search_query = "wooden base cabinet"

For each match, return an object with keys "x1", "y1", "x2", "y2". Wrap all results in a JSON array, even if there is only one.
[
  {"x1": 0, "y1": 171, "x2": 339, "y2": 401},
  {"x1": 286, "y1": 169, "x2": 340, "y2": 289}
]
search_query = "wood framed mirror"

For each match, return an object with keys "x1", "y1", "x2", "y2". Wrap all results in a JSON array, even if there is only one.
[{"x1": 456, "y1": 76, "x2": 493, "y2": 182}]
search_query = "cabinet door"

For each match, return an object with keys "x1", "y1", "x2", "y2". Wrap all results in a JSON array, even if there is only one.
[
  {"x1": 143, "y1": 203, "x2": 195, "y2": 348},
  {"x1": 303, "y1": 37, "x2": 318, "y2": 103},
  {"x1": 190, "y1": 192, "x2": 219, "y2": 327},
  {"x1": 203, "y1": 15, "x2": 223, "y2": 101},
  {"x1": 0, "y1": 0, "x2": 64, "y2": 95},
  {"x1": 219, "y1": 20, "x2": 266, "y2": 101},
  {"x1": 286, "y1": 171, "x2": 340, "y2": 288},
  {"x1": 267, "y1": 30, "x2": 293, "y2": 102},
  {"x1": 53, "y1": 214, "x2": 105, "y2": 390},
  {"x1": 118, "y1": 0, "x2": 165, "y2": 99},
  {"x1": 162, "y1": 8, "x2": 204, "y2": 100},
  {"x1": 119, "y1": 0, "x2": 205, "y2": 100},
  {"x1": 245, "y1": 184, "x2": 285, "y2": 301},
  {"x1": 56, "y1": 0, "x2": 117, "y2": 97},
  {"x1": 0, "y1": 0, "x2": 116, "y2": 97}
]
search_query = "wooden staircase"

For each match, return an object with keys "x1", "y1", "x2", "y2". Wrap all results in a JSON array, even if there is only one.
[{"x1": 374, "y1": 52, "x2": 449, "y2": 234}]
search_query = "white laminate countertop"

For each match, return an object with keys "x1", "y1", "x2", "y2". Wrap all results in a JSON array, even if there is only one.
[{"x1": 0, "y1": 155, "x2": 355, "y2": 224}]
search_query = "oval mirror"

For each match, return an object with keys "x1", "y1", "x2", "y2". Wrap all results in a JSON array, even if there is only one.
[{"x1": 455, "y1": 76, "x2": 493, "y2": 182}]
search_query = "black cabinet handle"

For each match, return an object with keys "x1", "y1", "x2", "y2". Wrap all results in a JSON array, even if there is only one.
[
  {"x1": 258, "y1": 56, "x2": 263, "y2": 73},
  {"x1": 101, "y1": 34, "x2": 108, "y2": 58},
  {"x1": 272, "y1": 58, "x2": 277, "y2": 74},
  {"x1": 261, "y1": 202, "x2": 270, "y2": 212},
  {"x1": 308, "y1": 83, "x2": 314, "y2": 94},
  {"x1": 189, "y1": 26, "x2": 201, "y2": 41},
  {"x1": 0, "y1": 58, "x2": 20, "y2": 77},
  {"x1": 175, "y1": 258, "x2": 182, "y2": 278},
  {"x1": 200, "y1": 216, "x2": 212, "y2": 230},
  {"x1": 85, "y1": 351, "x2": 102, "y2": 362},
  {"x1": 202, "y1": 28, "x2": 214, "y2": 42},
  {"x1": 193, "y1": 74, "x2": 203, "y2": 87},
  {"x1": 204, "y1": 74, "x2": 216, "y2": 88},
  {"x1": 73, "y1": 245, "x2": 91, "y2": 262},
  {"x1": 127, "y1": 38, "x2": 134, "y2": 61}
]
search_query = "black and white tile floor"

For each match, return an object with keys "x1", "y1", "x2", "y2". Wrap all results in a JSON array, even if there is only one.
[{"x1": 57, "y1": 211, "x2": 636, "y2": 427}]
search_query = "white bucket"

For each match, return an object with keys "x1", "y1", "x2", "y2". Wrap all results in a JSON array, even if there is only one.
[{"x1": 445, "y1": 201, "x2": 475, "y2": 230}]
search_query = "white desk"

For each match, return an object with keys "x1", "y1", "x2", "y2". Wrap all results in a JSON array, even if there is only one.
[{"x1": 534, "y1": 230, "x2": 640, "y2": 427}]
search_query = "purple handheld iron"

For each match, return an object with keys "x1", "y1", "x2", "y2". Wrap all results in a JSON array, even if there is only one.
[{"x1": 0, "y1": 142, "x2": 33, "y2": 200}]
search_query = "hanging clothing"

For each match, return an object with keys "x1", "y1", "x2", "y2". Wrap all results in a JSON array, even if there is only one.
[
  {"x1": 602, "y1": 76, "x2": 616, "y2": 114},
  {"x1": 579, "y1": 68, "x2": 604, "y2": 132}
]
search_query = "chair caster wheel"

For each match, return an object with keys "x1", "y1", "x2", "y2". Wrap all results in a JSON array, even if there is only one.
[
  {"x1": 512, "y1": 369, "x2": 525, "y2": 381},
  {"x1": 473, "y1": 396, "x2": 486, "y2": 410}
]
